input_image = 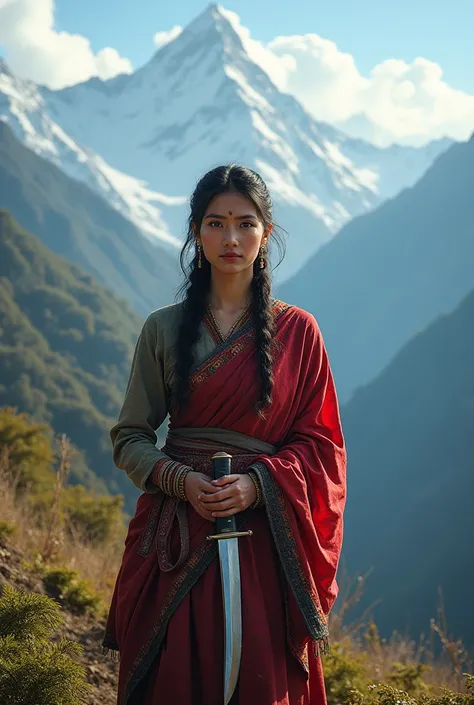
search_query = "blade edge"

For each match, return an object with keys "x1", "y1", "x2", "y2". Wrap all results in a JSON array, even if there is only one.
[{"x1": 218, "y1": 537, "x2": 242, "y2": 705}]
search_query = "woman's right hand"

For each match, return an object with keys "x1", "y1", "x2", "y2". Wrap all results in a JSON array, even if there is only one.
[{"x1": 184, "y1": 471, "x2": 219, "y2": 522}]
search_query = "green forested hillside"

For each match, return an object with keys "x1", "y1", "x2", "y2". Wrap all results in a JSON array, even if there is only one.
[{"x1": 0, "y1": 209, "x2": 143, "y2": 499}]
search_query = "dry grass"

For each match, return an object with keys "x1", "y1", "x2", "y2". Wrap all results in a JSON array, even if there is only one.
[
  {"x1": 329, "y1": 565, "x2": 473, "y2": 693},
  {"x1": 0, "y1": 445, "x2": 122, "y2": 604}
]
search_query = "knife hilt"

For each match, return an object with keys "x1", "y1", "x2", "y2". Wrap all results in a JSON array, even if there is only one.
[{"x1": 206, "y1": 451, "x2": 253, "y2": 542}]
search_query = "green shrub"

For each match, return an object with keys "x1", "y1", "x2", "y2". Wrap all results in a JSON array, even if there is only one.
[
  {"x1": 43, "y1": 566, "x2": 101, "y2": 616},
  {"x1": 0, "y1": 407, "x2": 54, "y2": 493},
  {"x1": 323, "y1": 639, "x2": 371, "y2": 705},
  {"x1": 62, "y1": 484, "x2": 125, "y2": 545},
  {"x1": 0, "y1": 520, "x2": 16, "y2": 543},
  {"x1": 388, "y1": 662, "x2": 431, "y2": 695},
  {"x1": 0, "y1": 584, "x2": 90, "y2": 705},
  {"x1": 346, "y1": 674, "x2": 473, "y2": 705}
]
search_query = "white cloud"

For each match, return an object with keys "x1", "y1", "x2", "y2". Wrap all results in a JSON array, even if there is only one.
[
  {"x1": 153, "y1": 25, "x2": 183, "y2": 50},
  {"x1": 218, "y1": 6, "x2": 474, "y2": 146},
  {"x1": 0, "y1": 0, "x2": 132, "y2": 89}
]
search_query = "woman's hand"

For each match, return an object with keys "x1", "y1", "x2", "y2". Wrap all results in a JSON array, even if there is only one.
[
  {"x1": 198, "y1": 474, "x2": 257, "y2": 518},
  {"x1": 184, "y1": 471, "x2": 220, "y2": 522}
]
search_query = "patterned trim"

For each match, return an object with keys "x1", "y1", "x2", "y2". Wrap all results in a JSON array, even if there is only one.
[
  {"x1": 155, "y1": 498, "x2": 189, "y2": 572},
  {"x1": 203, "y1": 306, "x2": 252, "y2": 345},
  {"x1": 137, "y1": 493, "x2": 165, "y2": 557},
  {"x1": 190, "y1": 325, "x2": 255, "y2": 391},
  {"x1": 251, "y1": 461, "x2": 330, "y2": 652},
  {"x1": 123, "y1": 512, "x2": 251, "y2": 705},
  {"x1": 190, "y1": 299, "x2": 290, "y2": 392},
  {"x1": 203, "y1": 312, "x2": 221, "y2": 345},
  {"x1": 164, "y1": 438, "x2": 258, "y2": 478}
]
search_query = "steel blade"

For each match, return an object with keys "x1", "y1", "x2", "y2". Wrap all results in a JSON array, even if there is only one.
[{"x1": 218, "y1": 537, "x2": 242, "y2": 705}]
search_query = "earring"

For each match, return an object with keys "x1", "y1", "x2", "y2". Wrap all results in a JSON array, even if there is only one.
[
  {"x1": 259, "y1": 243, "x2": 266, "y2": 269},
  {"x1": 197, "y1": 240, "x2": 202, "y2": 269}
]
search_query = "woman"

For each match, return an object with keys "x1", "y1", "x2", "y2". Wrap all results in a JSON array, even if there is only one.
[{"x1": 103, "y1": 164, "x2": 347, "y2": 705}]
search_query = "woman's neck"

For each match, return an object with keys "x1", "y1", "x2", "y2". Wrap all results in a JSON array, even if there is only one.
[{"x1": 208, "y1": 269, "x2": 253, "y2": 313}]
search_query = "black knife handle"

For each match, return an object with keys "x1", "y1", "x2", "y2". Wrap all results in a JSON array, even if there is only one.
[{"x1": 211, "y1": 452, "x2": 236, "y2": 535}]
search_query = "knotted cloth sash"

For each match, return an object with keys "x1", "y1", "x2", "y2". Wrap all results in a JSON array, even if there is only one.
[{"x1": 154, "y1": 427, "x2": 277, "y2": 572}]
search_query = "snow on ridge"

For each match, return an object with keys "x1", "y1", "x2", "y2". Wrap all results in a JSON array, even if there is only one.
[
  {"x1": 0, "y1": 64, "x2": 182, "y2": 250},
  {"x1": 92, "y1": 158, "x2": 183, "y2": 247}
]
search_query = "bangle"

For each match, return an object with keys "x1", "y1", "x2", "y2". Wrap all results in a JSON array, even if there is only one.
[
  {"x1": 153, "y1": 460, "x2": 192, "y2": 501},
  {"x1": 175, "y1": 466, "x2": 191, "y2": 502},
  {"x1": 248, "y1": 470, "x2": 264, "y2": 509}
]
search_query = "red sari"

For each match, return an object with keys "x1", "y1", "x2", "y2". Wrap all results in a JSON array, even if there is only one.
[{"x1": 103, "y1": 301, "x2": 347, "y2": 705}]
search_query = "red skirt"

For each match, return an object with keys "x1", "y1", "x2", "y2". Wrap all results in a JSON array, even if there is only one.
[{"x1": 104, "y1": 491, "x2": 327, "y2": 705}]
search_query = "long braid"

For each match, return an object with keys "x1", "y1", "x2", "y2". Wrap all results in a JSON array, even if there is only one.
[
  {"x1": 251, "y1": 257, "x2": 276, "y2": 416},
  {"x1": 174, "y1": 256, "x2": 210, "y2": 410}
]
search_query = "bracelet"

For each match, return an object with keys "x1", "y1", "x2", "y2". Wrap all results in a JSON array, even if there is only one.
[
  {"x1": 247, "y1": 470, "x2": 264, "y2": 509},
  {"x1": 153, "y1": 460, "x2": 192, "y2": 501},
  {"x1": 176, "y1": 466, "x2": 191, "y2": 502}
]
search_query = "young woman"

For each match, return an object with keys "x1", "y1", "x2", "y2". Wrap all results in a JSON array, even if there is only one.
[{"x1": 103, "y1": 164, "x2": 347, "y2": 705}]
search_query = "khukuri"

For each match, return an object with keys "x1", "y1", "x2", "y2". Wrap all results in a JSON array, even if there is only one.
[{"x1": 103, "y1": 299, "x2": 347, "y2": 705}]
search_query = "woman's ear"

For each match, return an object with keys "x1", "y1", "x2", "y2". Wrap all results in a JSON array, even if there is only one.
[{"x1": 263, "y1": 223, "x2": 273, "y2": 244}]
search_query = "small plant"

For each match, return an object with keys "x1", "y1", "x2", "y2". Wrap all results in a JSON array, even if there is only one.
[
  {"x1": 342, "y1": 674, "x2": 474, "y2": 705},
  {"x1": 387, "y1": 662, "x2": 431, "y2": 695},
  {"x1": 43, "y1": 566, "x2": 101, "y2": 616},
  {"x1": 42, "y1": 434, "x2": 74, "y2": 562},
  {"x1": 0, "y1": 584, "x2": 90, "y2": 705},
  {"x1": 62, "y1": 483, "x2": 125, "y2": 545},
  {"x1": 323, "y1": 638, "x2": 371, "y2": 705},
  {"x1": 0, "y1": 520, "x2": 16, "y2": 543}
]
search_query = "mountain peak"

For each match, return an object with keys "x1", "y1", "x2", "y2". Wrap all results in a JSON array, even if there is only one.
[{"x1": 150, "y1": 3, "x2": 245, "y2": 62}]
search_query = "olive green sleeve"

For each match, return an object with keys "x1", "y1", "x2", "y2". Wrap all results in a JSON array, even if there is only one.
[{"x1": 110, "y1": 313, "x2": 171, "y2": 493}]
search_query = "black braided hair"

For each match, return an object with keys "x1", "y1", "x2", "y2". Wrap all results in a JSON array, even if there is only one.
[{"x1": 174, "y1": 164, "x2": 285, "y2": 415}]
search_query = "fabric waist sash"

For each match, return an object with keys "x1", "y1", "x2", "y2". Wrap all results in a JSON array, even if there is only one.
[
  {"x1": 166, "y1": 426, "x2": 277, "y2": 464},
  {"x1": 154, "y1": 427, "x2": 276, "y2": 573}
]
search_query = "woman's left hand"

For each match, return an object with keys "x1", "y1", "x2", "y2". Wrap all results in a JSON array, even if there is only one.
[{"x1": 197, "y1": 474, "x2": 257, "y2": 517}]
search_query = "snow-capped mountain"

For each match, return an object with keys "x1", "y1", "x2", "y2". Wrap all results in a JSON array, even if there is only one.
[
  {"x1": 0, "y1": 5, "x2": 452, "y2": 280},
  {"x1": 0, "y1": 58, "x2": 183, "y2": 251}
]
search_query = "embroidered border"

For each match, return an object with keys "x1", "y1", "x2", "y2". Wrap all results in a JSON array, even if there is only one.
[
  {"x1": 203, "y1": 306, "x2": 252, "y2": 345},
  {"x1": 137, "y1": 493, "x2": 165, "y2": 557},
  {"x1": 251, "y1": 461, "x2": 330, "y2": 651},
  {"x1": 190, "y1": 299, "x2": 290, "y2": 392},
  {"x1": 190, "y1": 327, "x2": 255, "y2": 391},
  {"x1": 123, "y1": 512, "x2": 251, "y2": 705}
]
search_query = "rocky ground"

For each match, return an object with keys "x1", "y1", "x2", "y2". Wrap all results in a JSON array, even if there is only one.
[{"x1": 0, "y1": 540, "x2": 119, "y2": 705}]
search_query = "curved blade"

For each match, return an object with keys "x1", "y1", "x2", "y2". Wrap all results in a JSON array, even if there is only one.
[{"x1": 218, "y1": 538, "x2": 242, "y2": 705}]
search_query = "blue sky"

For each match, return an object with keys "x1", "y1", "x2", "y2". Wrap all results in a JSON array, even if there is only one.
[
  {"x1": 55, "y1": 0, "x2": 473, "y2": 92},
  {"x1": 1, "y1": 0, "x2": 472, "y2": 145}
]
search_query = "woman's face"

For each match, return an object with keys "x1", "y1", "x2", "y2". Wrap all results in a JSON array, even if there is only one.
[{"x1": 195, "y1": 192, "x2": 271, "y2": 275}]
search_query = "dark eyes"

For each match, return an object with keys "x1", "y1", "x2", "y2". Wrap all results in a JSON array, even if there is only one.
[{"x1": 208, "y1": 221, "x2": 255, "y2": 228}]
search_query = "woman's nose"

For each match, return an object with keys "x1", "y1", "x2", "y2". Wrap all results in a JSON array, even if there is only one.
[{"x1": 222, "y1": 226, "x2": 239, "y2": 246}]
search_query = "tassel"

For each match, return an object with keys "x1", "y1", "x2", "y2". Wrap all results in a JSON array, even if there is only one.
[
  {"x1": 103, "y1": 646, "x2": 120, "y2": 660},
  {"x1": 312, "y1": 636, "x2": 330, "y2": 659}
]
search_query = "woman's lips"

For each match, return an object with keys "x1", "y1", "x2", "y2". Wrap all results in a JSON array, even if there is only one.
[{"x1": 220, "y1": 254, "x2": 242, "y2": 259}]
